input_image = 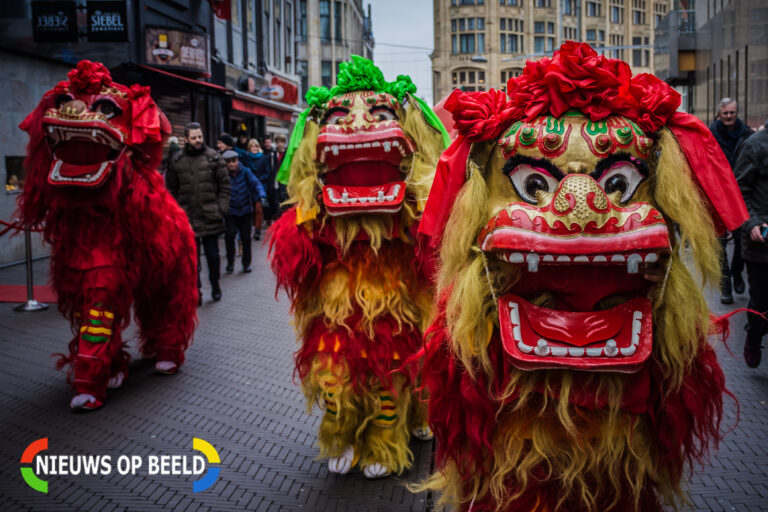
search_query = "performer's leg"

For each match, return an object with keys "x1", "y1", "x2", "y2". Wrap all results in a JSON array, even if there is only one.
[
  {"x1": 311, "y1": 354, "x2": 361, "y2": 474},
  {"x1": 71, "y1": 305, "x2": 122, "y2": 410},
  {"x1": 360, "y1": 383, "x2": 412, "y2": 478}
]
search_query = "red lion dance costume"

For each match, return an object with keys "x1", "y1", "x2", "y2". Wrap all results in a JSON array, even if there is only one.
[
  {"x1": 18, "y1": 61, "x2": 197, "y2": 411},
  {"x1": 418, "y1": 43, "x2": 748, "y2": 510},
  {"x1": 269, "y1": 56, "x2": 448, "y2": 478}
]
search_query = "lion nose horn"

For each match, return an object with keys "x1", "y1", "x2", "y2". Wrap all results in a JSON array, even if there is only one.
[
  {"x1": 60, "y1": 99, "x2": 87, "y2": 116},
  {"x1": 552, "y1": 173, "x2": 609, "y2": 218}
]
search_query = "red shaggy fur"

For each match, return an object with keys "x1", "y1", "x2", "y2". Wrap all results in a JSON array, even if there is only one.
[{"x1": 18, "y1": 86, "x2": 197, "y2": 380}]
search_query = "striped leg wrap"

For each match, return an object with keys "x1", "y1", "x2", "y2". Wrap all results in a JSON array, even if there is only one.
[
  {"x1": 79, "y1": 307, "x2": 115, "y2": 343},
  {"x1": 373, "y1": 391, "x2": 397, "y2": 428}
]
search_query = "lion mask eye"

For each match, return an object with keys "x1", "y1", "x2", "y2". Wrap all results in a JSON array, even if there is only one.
[
  {"x1": 91, "y1": 98, "x2": 123, "y2": 119},
  {"x1": 596, "y1": 162, "x2": 645, "y2": 204},
  {"x1": 508, "y1": 163, "x2": 559, "y2": 204}
]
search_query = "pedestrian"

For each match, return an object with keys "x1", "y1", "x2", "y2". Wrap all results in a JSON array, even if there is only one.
[
  {"x1": 217, "y1": 132, "x2": 235, "y2": 153},
  {"x1": 160, "y1": 135, "x2": 180, "y2": 176},
  {"x1": 734, "y1": 118, "x2": 768, "y2": 367},
  {"x1": 273, "y1": 133, "x2": 288, "y2": 217},
  {"x1": 222, "y1": 149, "x2": 265, "y2": 273},
  {"x1": 166, "y1": 121, "x2": 230, "y2": 303},
  {"x1": 262, "y1": 134, "x2": 278, "y2": 222},
  {"x1": 234, "y1": 138, "x2": 270, "y2": 240},
  {"x1": 235, "y1": 128, "x2": 249, "y2": 151},
  {"x1": 710, "y1": 98, "x2": 754, "y2": 304}
]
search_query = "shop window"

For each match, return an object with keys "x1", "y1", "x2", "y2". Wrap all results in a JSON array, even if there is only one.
[{"x1": 5, "y1": 157, "x2": 24, "y2": 194}]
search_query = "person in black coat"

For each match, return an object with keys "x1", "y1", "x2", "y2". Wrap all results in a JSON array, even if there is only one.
[
  {"x1": 710, "y1": 98, "x2": 754, "y2": 304},
  {"x1": 734, "y1": 120, "x2": 768, "y2": 367}
]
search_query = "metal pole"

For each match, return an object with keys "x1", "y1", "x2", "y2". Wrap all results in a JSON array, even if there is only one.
[{"x1": 13, "y1": 227, "x2": 48, "y2": 312}]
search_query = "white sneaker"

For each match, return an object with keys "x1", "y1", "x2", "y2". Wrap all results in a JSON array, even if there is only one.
[
  {"x1": 362, "y1": 462, "x2": 391, "y2": 479},
  {"x1": 327, "y1": 445, "x2": 355, "y2": 474},
  {"x1": 107, "y1": 371, "x2": 126, "y2": 389},
  {"x1": 412, "y1": 425, "x2": 434, "y2": 441},
  {"x1": 155, "y1": 361, "x2": 178, "y2": 374}
]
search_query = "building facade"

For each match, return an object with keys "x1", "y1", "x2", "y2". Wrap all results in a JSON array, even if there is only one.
[
  {"x1": 431, "y1": 0, "x2": 671, "y2": 102},
  {"x1": 655, "y1": 0, "x2": 768, "y2": 128},
  {"x1": 295, "y1": 0, "x2": 374, "y2": 107}
]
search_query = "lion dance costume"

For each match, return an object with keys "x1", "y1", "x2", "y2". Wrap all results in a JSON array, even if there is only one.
[
  {"x1": 268, "y1": 56, "x2": 448, "y2": 478},
  {"x1": 18, "y1": 61, "x2": 197, "y2": 411},
  {"x1": 419, "y1": 43, "x2": 748, "y2": 510}
]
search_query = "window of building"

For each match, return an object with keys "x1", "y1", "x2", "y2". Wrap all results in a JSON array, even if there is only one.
[
  {"x1": 534, "y1": 36, "x2": 545, "y2": 53},
  {"x1": 460, "y1": 0, "x2": 475, "y2": 4},
  {"x1": 299, "y1": 0, "x2": 307, "y2": 42},
  {"x1": 500, "y1": 33, "x2": 506, "y2": 53},
  {"x1": 563, "y1": 0, "x2": 574, "y2": 15},
  {"x1": 246, "y1": 0, "x2": 258, "y2": 68},
  {"x1": 452, "y1": 19, "x2": 457, "y2": 31},
  {"x1": 534, "y1": 21, "x2": 545, "y2": 33},
  {"x1": 611, "y1": 6, "x2": 623, "y2": 22},
  {"x1": 319, "y1": 0, "x2": 330, "y2": 42},
  {"x1": 468, "y1": 17, "x2": 474, "y2": 30},
  {"x1": 599, "y1": 29, "x2": 605, "y2": 40},
  {"x1": 586, "y1": 1, "x2": 601, "y2": 16},
  {"x1": 452, "y1": 35, "x2": 458, "y2": 53},
  {"x1": 547, "y1": 22, "x2": 554, "y2": 34},
  {"x1": 459, "y1": 18, "x2": 466, "y2": 31},
  {"x1": 632, "y1": 1, "x2": 646, "y2": 25},
  {"x1": 535, "y1": 0, "x2": 551, "y2": 7},
  {"x1": 500, "y1": 18, "x2": 506, "y2": 30},
  {"x1": 586, "y1": 29, "x2": 596, "y2": 40},
  {"x1": 455, "y1": 67, "x2": 485, "y2": 91},
  {"x1": 334, "y1": 1, "x2": 342, "y2": 42},
  {"x1": 478, "y1": 32, "x2": 485, "y2": 52},
  {"x1": 273, "y1": 0, "x2": 281, "y2": 69},
  {"x1": 509, "y1": 34, "x2": 518, "y2": 52},
  {"x1": 298, "y1": 59, "x2": 308, "y2": 97},
  {"x1": 460, "y1": 33, "x2": 475, "y2": 53},
  {"x1": 477, "y1": 17, "x2": 485, "y2": 29},
  {"x1": 321, "y1": 60, "x2": 332, "y2": 88},
  {"x1": 232, "y1": 0, "x2": 244, "y2": 66},
  {"x1": 508, "y1": 0, "x2": 518, "y2": 5},
  {"x1": 547, "y1": 37, "x2": 554, "y2": 51},
  {"x1": 286, "y1": 1, "x2": 293, "y2": 72}
]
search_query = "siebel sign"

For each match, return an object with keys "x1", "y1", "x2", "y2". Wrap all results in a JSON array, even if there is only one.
[
  {"x1": 31, "y1": 1, "x2": 78, "y2": 43},
  {"x1": 87, "y1": 1, "x2": 128, "y2": 42}
]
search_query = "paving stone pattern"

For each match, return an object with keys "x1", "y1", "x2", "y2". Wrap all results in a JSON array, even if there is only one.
[{"x1": 0, "y1": 239, "x2": 765, "y2": 511}]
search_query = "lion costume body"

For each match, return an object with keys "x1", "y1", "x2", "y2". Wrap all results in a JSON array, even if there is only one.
[
  {"x1": 268, "y1": 56, "x2": 448, "y2": 478},
  {"x1": 18, "y1": 61, "x2": 197, "y2": 411},
  {"x1": 419, "y1": 43, "x2": 748, "y2": 510}
]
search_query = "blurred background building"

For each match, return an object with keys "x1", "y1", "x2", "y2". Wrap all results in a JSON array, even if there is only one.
[
  {"x1": 655, "y1": 0, "x2": 767, "y2": 127},
  {"x1": 431, "y1": 0, "x2": 671, "y2": 101}
]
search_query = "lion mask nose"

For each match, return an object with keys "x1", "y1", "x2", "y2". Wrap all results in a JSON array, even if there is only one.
[
  {"x1": 552, "y1": 173, "x2": 610, "y2": 218},
  {"x1": 60, "y1": 99, "x2": 87, "y2": 116}
]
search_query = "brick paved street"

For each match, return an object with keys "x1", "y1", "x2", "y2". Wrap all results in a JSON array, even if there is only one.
[{"x1": 0, "y1": 239, "x2": 766, "y2": 511}]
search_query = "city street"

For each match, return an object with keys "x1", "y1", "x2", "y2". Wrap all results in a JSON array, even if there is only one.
[{"x1": 0, "y1": 239, "x2": 766, "y2": 511}]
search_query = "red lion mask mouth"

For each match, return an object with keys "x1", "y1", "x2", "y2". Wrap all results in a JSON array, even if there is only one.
[
  {"x1": 314, "y1": 91, "x2": 415, "y2": 216},
  {"x1": 480, "y1": 171, "x2": 671, "y2": 372}
]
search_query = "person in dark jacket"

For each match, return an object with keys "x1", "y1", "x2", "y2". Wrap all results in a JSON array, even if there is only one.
[
  {"x1": 710, "y1": 98, "x2": 754, "y2": 304},
  {"x1": 735, "y1": 121, "x2": 768, "y2": 368},
  {"x1": 166, "y1": 122, "x2": 230, "y2": 303},
  {"x1": 222, "y1": 150, "x2": 265, "y2": 273}
]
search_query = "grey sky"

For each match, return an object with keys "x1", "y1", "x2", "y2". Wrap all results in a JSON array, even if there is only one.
[{"x1": 365, "y1": 0, "x2": 435, "y2": 105}]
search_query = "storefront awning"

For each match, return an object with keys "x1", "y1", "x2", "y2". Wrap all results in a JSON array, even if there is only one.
[
  {"x1": 136, "y1": 65, "x2": 232, "y2": 94},
  {"x1": 232, "y1": 91, "x2": 302, "y2": 122}
]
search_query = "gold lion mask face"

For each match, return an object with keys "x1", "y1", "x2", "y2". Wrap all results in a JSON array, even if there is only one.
[{"x1": 478, "y1": 113, "x2": 671, "y2": 372}]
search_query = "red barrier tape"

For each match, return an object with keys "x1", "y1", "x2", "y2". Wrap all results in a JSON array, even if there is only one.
[{"x1": 0, "y1": 218, "x2": 43, "y2": 237}]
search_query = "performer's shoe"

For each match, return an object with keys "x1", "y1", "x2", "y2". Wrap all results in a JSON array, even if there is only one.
[
  {"x1": 720, "y1": 293, "x2": 734, "y2": 305},
  {"x1": 155, "y1": 361, "x2": 179, "y2": 375},
  {"x1": 412, "y1": 425, "x2": 434, "y2": 441},
  {"x1": 362, "y1": 462, "x2": 391, "y2": 479},
  {"x1": 327, "y1": 445, "x2": 355, "y2": 475},
  {"x1": 734, "y1": 275, "x2": 746, "y2": 295},
  {"x1": 107, "y1": 371, "x2": 126, "y2": 389},
  {"x1": 70, "y1": 393, "x2": 103, "y2": 411}
]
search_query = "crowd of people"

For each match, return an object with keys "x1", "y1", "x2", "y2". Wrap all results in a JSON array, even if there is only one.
[
  {"x1": 164, "y1": 122, "x2": 287, "y2": 304},
  {"x1": 710, "y1": 98, "x2": 768, "y2": 368}
]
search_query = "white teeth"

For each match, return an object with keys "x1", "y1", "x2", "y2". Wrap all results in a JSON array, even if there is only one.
[
  {"x1": 534, "y1": 339, "x2": 550, "y2": 356},
  {"x1": 627, "y1": 253, "x2": 643, "y2": 274},
  {"x1": 377, "y1": 191, "x2": 384, "y2": 201},
  {"x1": 556, "y1": 255, "x2": 571, "y2": 263},
  {"x1": 354, "y1": 143, "x2": 362, "y2": 149},
  {"x1": 604, "y1": 339, "x2": 618, "y2": 357},
  {"x1": 550, "y1": 347, "x2": 568, "y2": 356},
  {"x1": 392, "y1": 140, "x2": 399, "y2": 147},
  {"x1": 592, "y1": 255, "x2": 607, "y2": 263},
  {"x1": 527, "y1": 253, "x2": 539, "y2": 273},
  {"x1": 92, "y1": 129, "x2": 97, "y2": 137},
  {"x1": 518, "y1": 341, "x2": 533, "y2": 354},
  {"x1": 48, "y1": 126, "x2": 54, "y2": 133},
  {"x1": 331, "y1": 145, "x2": 339, "y2": 155},
  {"x1": 392, "y1": 184, "x2": 401, "y2": 196},
  {"x1": 348, "y1": 197, "x2": 357, "y2": 203},
  {"x1": 383, "y1": 141, "x2": 391, "y2": 152},
  {"x1": 645, "y1": 253, "x2": 658, "y2": 263},
  {"x1": 620, "y1": 344, "x2": 637, "y2": 356},
  {"x1": 508, "y1": 253, "x2": 524, "y2": 263},
  {"x1": 372, "y1": 141, "x2": 381, "y2": 147},
  {"x1": 509, "y1": 303, "x2": 522, "y2": 342},
  {"x1": 341, "y1": 192, "x2": 349, "y2": 204},
  {"x1": 363, "y1": 143, "x2": 371, "y2": 148},
  {"x1": 573, "y1": 255, "x2": 589, "y2": 263},
  {"x1": 542, "y1": 255, "x2": 554, "y2": 262},
  {"x1": 631, "y1": 311, "x2": 642, "y2": 347},
  {"x1": 384, "y1": 195, "x2": 394, "y2": 201},
  {"x1": 611, "y1": 254, "x2": 625, "y2": 263},
  {"x1": 568, "y1": 347, "x2": 585, "y2": 357},
  {"x1": 324, "y1": 146, "x2": 331, "y2": 152},
  {"x1": 586, "y1": 347, "x2": 603, "y2": 357}
]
